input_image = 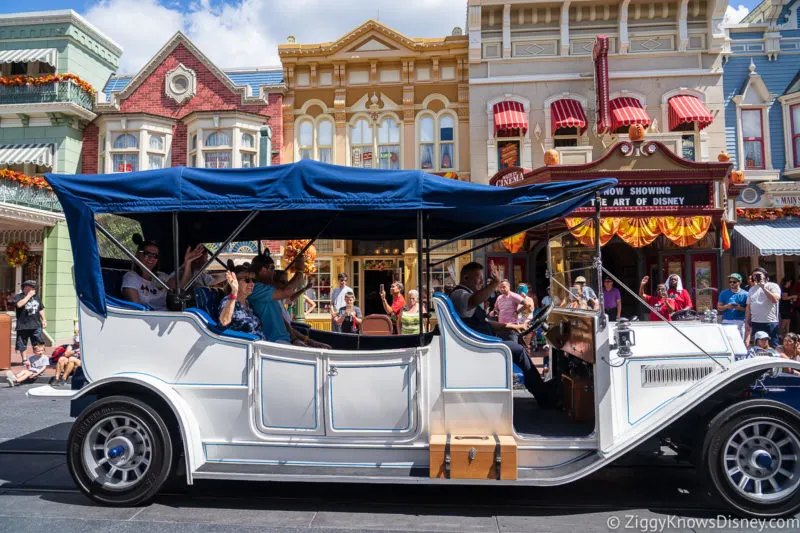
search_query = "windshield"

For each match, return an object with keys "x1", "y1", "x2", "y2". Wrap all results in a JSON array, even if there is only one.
[{"x1": 547, "y1": 233, "x2": 599, "y2": 313}]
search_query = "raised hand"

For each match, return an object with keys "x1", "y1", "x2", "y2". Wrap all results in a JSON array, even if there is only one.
[
  {"x1": 226, "y1": 271, "x2": 238, "y2": 295},
  {"x1": 640, "y1": 276, "x2": 649, "y2": 286},
  {"x1": 488, "y1": 261, "x2": 501, "y2": 284}
]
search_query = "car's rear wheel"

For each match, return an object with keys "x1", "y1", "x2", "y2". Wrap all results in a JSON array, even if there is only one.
[
  {"x1": 67, "y1": 395, "x2": 173, "y2": 506},
  {"x1": 703, "y1": 400, "x2": 800, "y2": 517}
]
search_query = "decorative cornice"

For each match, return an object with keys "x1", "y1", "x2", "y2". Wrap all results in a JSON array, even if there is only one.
[
  {"x1": 0, "y1": 204, "x2": 63, "y2": 227},
  {"x1": 0, "y1": 10, "x2": 122, "y2": 56},
  {"x1": 0, "y1": 102, "x2": 95, "y2": 122},
  {"x1": 278, "y1": 19, "x2": 467, "y2": 58}
]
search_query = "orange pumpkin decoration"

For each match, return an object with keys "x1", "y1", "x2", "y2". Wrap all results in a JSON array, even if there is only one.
[
  {"x1": 543, "y1": 149, "x2": 559, "y2": 166},
  {"x1": 731, "y1": 170, "x2": 745, "y2": 184},
  {"x1": 628, "y1": 124, "x2": 646, "y2": 141},
  {"x1": 718, "y1": 152, "x2": 731, "y2": 163}
]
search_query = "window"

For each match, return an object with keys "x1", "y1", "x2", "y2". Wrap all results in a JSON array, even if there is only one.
[
  {"x1": 298, "y1": 120, "x2": 313, "y2": 160},
  {"x1": 497, "y1": 139, "x2": 520, "y2": 169},
  {"x1": 149, "y1": 134, "x2": 164, "y2": 151},
  {"x1": 147, "y1": 133, "x2": 166, "y2": 169},
  {"x1": 307, "y1": 259, "x2": 332, "y2": 314},
  {"x1": 419, "y1": 116, "x2": 435, "y2": 170},
  {"x1": 350, "y1": 118, "x2": 373, "y2": 168},
  {"x1": 111, "y1": 133, "x2": 139, "y2": 172},
  {"x1": 423, "y1": 259, "x2": 456, "y2": 295},
  {"x1": 318, "y1": 120, "x2": 333, "y2": 164},
  {"x1": 553, "y1": 126, "x2": 579, "y2": 148},
  {"x1": 377, "y1": 117, "x2": 400, "y2": 170},
  {"x1": 439, "y1": 116, "x2": 454, "y2": 169},
  {"x1": 741, "y1": 109, "x2": 765, "y2": 170},
  {"x1": 241, "y1": 131, "x2": 257, "y2": 168},
  {"x1": 10, "y1": 62, "x2": 26, "y2": 75},
  {"x1": 205, "y1": 130, "x2": 232, "y2": 169},
  {"x1": 793, "y1": 104, "x2": 800, "y2": 168}
]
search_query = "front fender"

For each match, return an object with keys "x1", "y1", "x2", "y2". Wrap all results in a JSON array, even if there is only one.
[
  {"x1": 604, "y1": 358, "x2": 800, "y2": 457},
  {"x1": 73, "y1": 374, "x2": 205, "y2": 482}
]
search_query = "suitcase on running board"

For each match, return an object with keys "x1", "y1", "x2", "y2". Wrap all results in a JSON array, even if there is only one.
[
  {"x1": 561, "y1": 374, "x2": 594, "y2": 425},
  {"x1": 429, "y1": 434, "x2": 517, "y2": 480}
]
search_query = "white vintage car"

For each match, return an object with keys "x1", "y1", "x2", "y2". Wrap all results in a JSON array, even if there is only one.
[{"x1": 44, "y1": 160, "x2": 800, "y2": 517}]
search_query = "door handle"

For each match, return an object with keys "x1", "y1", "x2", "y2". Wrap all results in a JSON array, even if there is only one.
[{"x1": 328, "y1": 366, "x2": 338, "y2": 377}]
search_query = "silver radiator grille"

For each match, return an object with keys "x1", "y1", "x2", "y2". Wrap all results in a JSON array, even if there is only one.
[{"x1": 640, "y1": 364, "x2": 715, "y2": 387}]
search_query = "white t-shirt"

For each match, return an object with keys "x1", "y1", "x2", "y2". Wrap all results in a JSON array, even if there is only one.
[
  {"x1": 28, "y1": 353, "x2": 49, "y2": 371},
  {"x1": 747, "y1": 282, "x2": 781, "y2": 323},
  {"x1": 450, "y1": 287, "x2": 476, "y2": 318},
  {"x1": 121, "y1": 271, "x2": 171, "y2": 311}
]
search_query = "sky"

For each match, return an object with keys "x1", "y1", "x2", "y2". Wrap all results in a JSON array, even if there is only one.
[{"x1": 0, "y1": 0, "x2": 763, "y2": 73}]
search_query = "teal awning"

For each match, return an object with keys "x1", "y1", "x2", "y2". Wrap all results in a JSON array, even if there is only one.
[{"x1": 732, "y1": 219, "x2": 800, "y2": 256}]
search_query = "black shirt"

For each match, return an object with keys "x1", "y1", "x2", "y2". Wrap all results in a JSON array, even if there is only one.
[{"x1": 13, "y1": 292, "x2": 44, "y2": 331}]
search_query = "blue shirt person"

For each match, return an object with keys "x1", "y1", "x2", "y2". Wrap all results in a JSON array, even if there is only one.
[
  {"x1": 717, "y1": 273, "x2": 748, "y2": 338},
  {"x1": 248, "y1": 283, "x2": 291, "y2": 344}
]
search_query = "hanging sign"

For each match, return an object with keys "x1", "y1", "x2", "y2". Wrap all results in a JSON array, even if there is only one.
[{"x1": 489, "y1": 166, "x2": 528, "y2": 187}]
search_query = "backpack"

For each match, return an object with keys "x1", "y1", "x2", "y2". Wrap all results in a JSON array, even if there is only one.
[{"x1": 49, "y1": 344, "x2": 69, "y2": 364}]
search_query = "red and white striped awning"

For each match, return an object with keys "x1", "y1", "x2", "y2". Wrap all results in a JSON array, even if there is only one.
[
  {"x1": 668, "y1": 95, "x2": 713, "y2": 131},
  {"x1": 550, "y1": 99, "x2": 588, "y2": 135},
  {"x1": 493, "y1": 101, "x2": 528, "y2": 136},
  {"x1": 609, "y1": 97, "x2": 652, "y2": 131}
]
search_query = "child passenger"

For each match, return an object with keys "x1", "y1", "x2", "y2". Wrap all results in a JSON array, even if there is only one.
[{"x1": 739, "y1": 330, "x2": 779, "y2": 361}]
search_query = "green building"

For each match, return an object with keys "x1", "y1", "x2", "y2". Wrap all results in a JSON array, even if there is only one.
[{"x1": 0, "y1": 10, "x2": 121, "y2": 344}]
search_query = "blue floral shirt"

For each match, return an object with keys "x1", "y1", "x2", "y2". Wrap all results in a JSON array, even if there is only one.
[{"x1": 218, "y1": 298, "x2": 264, "y2": 340}]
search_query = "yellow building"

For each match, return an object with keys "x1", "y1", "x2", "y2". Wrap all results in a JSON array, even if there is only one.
[{"x1": 279, "y1": 20, "x2": 471, "y2": 323}]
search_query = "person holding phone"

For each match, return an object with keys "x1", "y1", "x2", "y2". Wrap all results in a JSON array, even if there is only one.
[
  {"x1": 379, "y1": 281, "x2": 405, "y2": 333},
  {"x1": 745, "y1": 267, "x2": 781, "y2": 348},
  {"x1": 639, "y1": 276, "x2": 675, "y2": 321},
  {"x1": 334, "y1": 289, "x2": 362, "y2": 333}
]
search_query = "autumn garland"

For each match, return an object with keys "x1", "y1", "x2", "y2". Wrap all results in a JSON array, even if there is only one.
[
  {"x1": 0, "y1": 73, "x2": 96, "y2": 97},
  {"x1": 6, "y1": 241, "x2": 29, "y2": 267},
  {"x1": 282, "y1": 240, "x2": 317, "y2": 274},
  {"x1": 737, "y1": 206, "x2": 800, "y2": 221},
  {"x1": 0, "y1": 169, "x2": 52, "y2": 190}
]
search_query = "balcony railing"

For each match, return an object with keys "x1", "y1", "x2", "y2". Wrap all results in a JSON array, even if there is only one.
[
  {"x1": 0, "y1": 80, "x2": 93, "y2": 111},
  {"x1": 0, "y1": 181, "x2": 62, "y2": 212}
]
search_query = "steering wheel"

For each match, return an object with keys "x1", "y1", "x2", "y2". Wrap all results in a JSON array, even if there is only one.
[{"x1": 518, "y1": 301, "x2": 554, "y2": 337}]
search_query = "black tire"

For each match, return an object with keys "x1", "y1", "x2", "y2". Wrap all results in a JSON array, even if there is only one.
[
  {"x1": 67, "y1": 395, "x2": 174, "y2": 506},
  {"x1": 702, "y1": 399, "x2": 800, "y2": 517}
]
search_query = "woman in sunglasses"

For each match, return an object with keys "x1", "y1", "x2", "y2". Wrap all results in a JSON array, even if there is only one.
[
  {"x1": 121, "y1": 234, "x2": 204, "y2": 310},
  {"x1": 218, "y1": 262, "x2": 264, "y2": 340}
]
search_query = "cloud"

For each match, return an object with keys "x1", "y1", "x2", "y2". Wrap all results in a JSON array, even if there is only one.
[
  {"x1": 724, "y1": 4, "x2": 750, "y2": 25},
  {"x1": 83, "y1": 0, "x2": 466, "y2": 73}
]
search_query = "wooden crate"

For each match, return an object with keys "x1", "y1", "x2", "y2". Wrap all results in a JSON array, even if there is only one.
[
  {"x1": 561, "y1": 374, "x2": 594, "y2": 425},
  {"x1": 430, "y1": 434, "x2": 517, "y2": 480}
]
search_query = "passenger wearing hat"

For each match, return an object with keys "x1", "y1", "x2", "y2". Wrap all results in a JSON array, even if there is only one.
[
  {"x1": 745, "y1": 267, "x2": 781, "y2": 348},
  {"x1": 13, "y1": 280, "x2": 46, "y2": 364},
  {"x1": 717, "y1": 273, "x2": 748, "y2": 339},
  {"x1": 573, "y1": 275, "x2": 598, "y2": 310},
  {"x1": 740, "y1": 330, "x2": 779, "y2": 361}
]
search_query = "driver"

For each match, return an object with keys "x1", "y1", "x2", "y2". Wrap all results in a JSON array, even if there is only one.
[{"x1": 450, "y1": 261, "x2": 554, "y2": 408}]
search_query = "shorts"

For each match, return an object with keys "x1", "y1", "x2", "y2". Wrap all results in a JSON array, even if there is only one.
[{"x1": 15, "y1": 328, "x2": 43, "y2": 352}]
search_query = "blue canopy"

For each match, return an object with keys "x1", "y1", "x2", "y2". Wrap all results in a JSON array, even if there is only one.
[{"x1": 45, "y1": 160, "x2": 616, "y2": 315}]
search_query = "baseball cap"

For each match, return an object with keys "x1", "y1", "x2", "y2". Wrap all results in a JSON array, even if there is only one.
[
  {"x1": 575, "y1": 276, "x2": 587, "y2": 283},
  {"x1": 22, "y1": 280, "x2": 37, "y2": 288},
  {"x1": 728, "y1": 273, "x2": 742, "y2": 282},
  {"x1": 753, "y1": 331, "x2": 770, "y2": 341}
]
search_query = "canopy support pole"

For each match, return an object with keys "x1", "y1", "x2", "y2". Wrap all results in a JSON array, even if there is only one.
[
  {"x1": 594, "y1": 194, "x2": 606, "y2": 330},
  {"x1": 184, "y1": 211, "x2": 260, "y2": 292},
  {"x1": 202, "y1": 245, "x2": 229, "y2": 269},
  {"x1": 425, "y1": 214, "x2": 432, "y2": 333},
  {"x1": 417, "y1": 210, "x2": 424, "y2": 344},
  {"x1": 95, "y1": 221, "x2": 170, "y2": 292},
  {"x1": 172, "y1": 212, "x2": 182, "y2": 307}
]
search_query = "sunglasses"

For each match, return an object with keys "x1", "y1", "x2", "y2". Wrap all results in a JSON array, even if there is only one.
[
  {"x1": 142, "y1": 251, "x2": 159, "y2": 259},
  {"x1": 729, "y1": 280, "x2": 739, "y2": 284},
  {"x1": 237, "y1": 277, "x2": 255, "y2": 284}
]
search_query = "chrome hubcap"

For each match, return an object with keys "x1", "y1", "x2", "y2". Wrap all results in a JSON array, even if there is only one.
[
  {"x1": 81, "y1": 414, "x2": 153, "y2": 491},
  {"x1": 723, "y1": 419, "x2": 800, "y2": 503}
]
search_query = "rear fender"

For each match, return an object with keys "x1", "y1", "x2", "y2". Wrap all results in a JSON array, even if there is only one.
[{"x1": 72, "y1": 375, "x2": 205, "y2": 483}]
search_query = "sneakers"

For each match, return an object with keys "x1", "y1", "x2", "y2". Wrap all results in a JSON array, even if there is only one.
[{"x1": 5, "y1": 370, "x2": 16, "y2": 388}]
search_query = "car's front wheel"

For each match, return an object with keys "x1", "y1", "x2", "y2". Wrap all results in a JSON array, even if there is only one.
[
  {"x1": 703, "y1": 400, "x2": 800, "y2": 517},
  {"x1": 67, "y1": 395, "x2": 174, "y2": 506}
]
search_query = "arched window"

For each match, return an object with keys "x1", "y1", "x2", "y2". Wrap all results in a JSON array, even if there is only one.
[
  {"x1": 418, "y1": 115, "x2": 435, "y2": 170},
  {"x1": 113, "y1": 134, "x2": 138, "y2": 149},
  {"x1": 298, "y1": 120, "x2": 314, "y2": 160},
  {"x1": 204, "y1": 130, "x2": 232, "y2": 168},
  {"x1": 317, "y1": 119, "x2": 333, "y2": 163},
  {"x1": 377, "y1": 117, "x2": 400, "y2": 170},
  {"x1": 350, "y1": 118, "x2": 373, "y2": 168},
  {"x1": 439, "y1": 115, "x2": 454, "y2": 169}
]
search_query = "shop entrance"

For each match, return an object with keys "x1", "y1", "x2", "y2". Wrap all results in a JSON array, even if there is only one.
[
  {"x1": 363, "y1": 268, "x2": 396, "y2": 316},
  {"x1": 602, "y1": 242, "x2": 640, "y2": 319}
]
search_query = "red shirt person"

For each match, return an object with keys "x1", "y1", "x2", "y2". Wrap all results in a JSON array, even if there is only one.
[
  {"x1": 640, "y1": 276, "x2": 676, "y2": 321},
  {"x1": 379, "y1": 281, "x2": 406, "y2": 332},
  {"x1": 664, "y1": 274, "x2": 692, "y2": 311}
]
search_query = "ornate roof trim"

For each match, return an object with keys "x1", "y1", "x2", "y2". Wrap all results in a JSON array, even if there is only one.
[
  {"x1": 108, "y1": 32, "x2": 268, "y2": 109},
  {"x1": 0, "y1": 9, "x2": 122, "y2": 56},
  {"x1": 278, "y1": 19, "x2": 466, "y2": 57}
]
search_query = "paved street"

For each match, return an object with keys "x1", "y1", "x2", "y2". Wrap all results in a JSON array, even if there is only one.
[{"x1": 2, "y1": 384, "x2": 797, "y2": 533}]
